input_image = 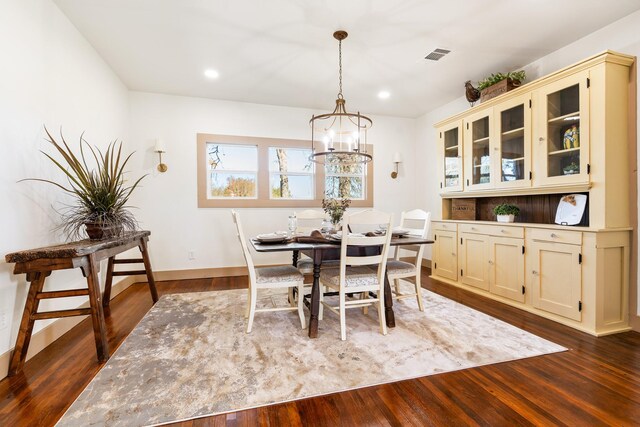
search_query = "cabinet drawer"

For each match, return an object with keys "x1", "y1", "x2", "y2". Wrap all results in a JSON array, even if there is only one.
[
  {"x1": 459, "y1": 223, "x2": 524, "y2": 238},
  {"x1": 432, "y1": 222, "x2": 457, "y2": 232},
  {"x1": 529, "y1": 228, "x2": 582, "y2": 245}
]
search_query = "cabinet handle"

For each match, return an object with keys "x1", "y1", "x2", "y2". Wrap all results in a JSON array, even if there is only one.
[
  {"x1": 550, "y1": 233, "x2": 558, "y2": 238},
  {"x1": 532, "y1": 270, "x2": 539, "y2": 275}
]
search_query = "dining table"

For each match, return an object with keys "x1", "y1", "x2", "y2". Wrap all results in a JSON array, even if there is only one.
[{"x1": 251, "y1": 234, "x2": 434, "y2": 338}]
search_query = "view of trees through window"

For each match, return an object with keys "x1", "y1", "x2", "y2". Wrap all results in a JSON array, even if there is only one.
[{"x1": 206, "y1": 141, "x2": 366, "y2": 201}]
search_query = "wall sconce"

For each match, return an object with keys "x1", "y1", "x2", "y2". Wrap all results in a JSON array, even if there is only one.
[
  {"x1": 154, "y1": 139, "x2": 168, "y2": 173},
  {"x1": 391, "y1": 152, "x2": 402, "y2": 179}
]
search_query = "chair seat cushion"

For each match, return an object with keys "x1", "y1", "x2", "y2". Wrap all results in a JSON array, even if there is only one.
[
  {"x1": 386, "y1": 260, "x2": 417, "y2": 276},
  {"x1": 255, "y1": 265, "x2": 303, "y2": 284},
  {"x1": 320, "y1": 266, "x2": 380, "y2": 288},
  {"x1": 296, "y1": 259, "x2": 339, "y2": 274}
]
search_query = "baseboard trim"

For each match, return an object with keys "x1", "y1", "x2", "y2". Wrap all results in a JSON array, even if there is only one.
[{"x1": 0, "y1": 277, "x2": 137, "y2": 380}]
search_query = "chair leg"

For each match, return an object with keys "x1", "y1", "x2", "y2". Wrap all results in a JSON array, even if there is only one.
[
  {"x1": 415, "y1": 274, "x2": 425, "y2": 312},
  {"x1": 361, "y1": 292, "x2": 369, "y2": 315},
  {"x1": 245, "y1": 287, "x2": 251, "y2": 319},
  {"x1": 246, "y1": 287, "x2": 257, "y2": 333},
  {"x1": 378, "y1": 289, "x2": 387, "y2": 336},
  {"x1": 339, "y1": 291, "x2": 347, "y2": 341},
  {"x1": 319, "y1": 285, "x2": 324, "y2": 321},
  {"x1": 297, "y1": 284, "x2": 306, "y2": 329},
  {"x1": 394, "y1": 278, "x2": 401, "y2": 295},
  {"x1": 288, "y1": 287, "x2": 295, "y2": 307}
]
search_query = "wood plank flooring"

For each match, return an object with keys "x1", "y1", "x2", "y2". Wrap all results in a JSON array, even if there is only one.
[{"x1": 0, "y1": 271, "x2": 638, "y2": 426}]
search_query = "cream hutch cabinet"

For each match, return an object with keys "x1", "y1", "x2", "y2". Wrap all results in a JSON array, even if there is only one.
[{"x1": 432, "y1": 51, "x2": 634, "y2": 336}]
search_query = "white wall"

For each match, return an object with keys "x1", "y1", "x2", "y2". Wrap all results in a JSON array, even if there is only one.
[
  {"x1": 127, "y1": 92, "x2": 417, "y2": 270},
  {"x1": 415, "y1": 10, "x2": 640, "y2": 317},
  {"x1": 0, "y1": 0, "x2": 129, "y2": 359}
]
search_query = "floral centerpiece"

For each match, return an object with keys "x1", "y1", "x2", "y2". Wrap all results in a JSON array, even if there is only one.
[{"x1": 322, "y1": 198, "x2": 350, "y2": 228}]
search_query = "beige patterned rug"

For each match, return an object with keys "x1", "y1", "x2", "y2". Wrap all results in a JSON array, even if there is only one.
[{"x1": 57, "y1": 287, "x2": 565, "y2": 426}]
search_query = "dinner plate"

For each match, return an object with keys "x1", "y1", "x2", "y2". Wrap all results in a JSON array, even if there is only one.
[
  {"x1": 256, "y1": 233, "x2": 288, "y2": 243},
  {"x1": 392, "y1": 229, "x2": 410, "y2": 236}
]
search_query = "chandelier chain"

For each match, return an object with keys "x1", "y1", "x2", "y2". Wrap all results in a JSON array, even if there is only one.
[{"x1": 338, "y1": 39, "x2": 343, "y2": 98}]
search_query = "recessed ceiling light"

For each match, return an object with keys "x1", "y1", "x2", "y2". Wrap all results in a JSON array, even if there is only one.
[
  {"x1": 378, "y1": 91, "x2": 390, "y2": 99},
  {"x1": 204, "y1": 69, "x2": 219, "y2": 79}
]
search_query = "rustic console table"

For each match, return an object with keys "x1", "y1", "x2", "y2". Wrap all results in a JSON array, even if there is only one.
[{"x1": 4, "y1": 230, "x2": 158, "y2": 376}]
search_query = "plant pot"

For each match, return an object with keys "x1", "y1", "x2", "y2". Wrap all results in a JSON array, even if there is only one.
[
  {"x1": 496, "y1": 214, "x2": 515, "y2": 223},
  {"x1": 480, "y1": 78, "x2": 521, "y2": 103},
  {"x1": 84, "y1": 222, "x2": 124, "y2": 240}
]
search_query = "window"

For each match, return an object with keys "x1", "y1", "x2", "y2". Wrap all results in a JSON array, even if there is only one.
[
  {"x1": 197, "y1": 134, "x2": 373, "y2": 208},
  {"x1": 208, "y1": 144, "x2": 258, "y2": 198},
  {"x1": 268, "y1": 147, "x2": 314, "y2": 200}
]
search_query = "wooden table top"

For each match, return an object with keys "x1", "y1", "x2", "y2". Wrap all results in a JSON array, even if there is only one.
[
  {"x1": 5, "y1": 231, "x2": 151, "y2": 263},
  {"x1": 251, "y1": 235, "x2": 433, "y2": 252}
]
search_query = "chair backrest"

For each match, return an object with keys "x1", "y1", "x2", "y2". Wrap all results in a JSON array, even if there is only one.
[
  {"x1": 231, "y1": 210, "x2": 257, "y2": 285},
  {"x1": 339, "y1": 209, "x2": 393, "y2": 289},
  {"x1": 394, "y1": 209, "x2": 431, "y2": 264},
  {"x1": 294, "y1": 209, "x2": 327, "y2": 234}
]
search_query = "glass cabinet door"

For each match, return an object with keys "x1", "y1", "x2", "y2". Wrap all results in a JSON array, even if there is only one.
[
  {"x1": 438, "y1": 121, "x2": 463, "y2": 192},
  {"x1": 535, "y1": 70, "x2": 590, "y2": 185},
  {"x1": 464, "y1": 109, "x2": 493, "y2": 190},
  {"x1": 495, "y1": 94, "x2": 531, "y2": 189}
]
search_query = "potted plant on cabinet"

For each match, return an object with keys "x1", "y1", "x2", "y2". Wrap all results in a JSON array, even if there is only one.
[
  {"x1": 493, "y1": 204, "x2": 520, "y2": 223},
  {"x1": 23, "y1": 128, "x2": 146, "y2": 240},
  {"x1": 477, "y1": 70, "x2": 526, "y2": 102}
]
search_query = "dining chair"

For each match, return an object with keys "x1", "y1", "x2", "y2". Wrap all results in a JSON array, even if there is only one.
[
  {"x1": 388, "y1": 209, "x2": 431, "y2": 311},
  {"x1": 293, "y1": 209, "x2": 329, "y2": 274},
  {"x1": 318, "y1": 209, "x2": 393, "y2": 340},
  {"x1": 231, "y1": 210, "x2": 306, "y2": 333}
]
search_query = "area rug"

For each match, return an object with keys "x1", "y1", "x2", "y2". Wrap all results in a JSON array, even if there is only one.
[{"x1": 57, "y1": 287, "x2": 566, "y2": 426}]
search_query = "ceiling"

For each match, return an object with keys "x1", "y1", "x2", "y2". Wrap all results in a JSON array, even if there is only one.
[{"x1": 54, "y1": 0, "x2": 640, "y2": 118}]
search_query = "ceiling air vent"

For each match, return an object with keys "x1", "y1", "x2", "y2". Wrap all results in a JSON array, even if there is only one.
[{"x1": 425, "y1": 48, "x2": 451, "y2": 61}]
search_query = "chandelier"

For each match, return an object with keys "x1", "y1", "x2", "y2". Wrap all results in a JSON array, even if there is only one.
[{"x1": 309, "y1": 30, "x2": 373, "y2": 165}]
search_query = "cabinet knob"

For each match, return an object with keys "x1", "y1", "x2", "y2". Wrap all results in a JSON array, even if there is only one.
[
  {"x1": 500, "y1": 229, "x2": 507, "y2": 233},
  {"x1": 550, "y1": 233, "x2": 558, "y2": 238},
  {"x1": 539, "y1": 137, "x2": 545, "y2": 142},
  {"x1": 451, "y1": 252, "x2": 456, "y2": 256},
  {"x1": 488, "y1": 260, "x2": 494, "y2": 265},
  {"x1": 471, "y1": 227, "x2": 477, "y2": 231},
  {"x1": 532, "y1": 270, "x2": 539, "y2": 275}
]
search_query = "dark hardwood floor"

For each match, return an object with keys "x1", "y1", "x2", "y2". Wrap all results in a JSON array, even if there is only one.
[{"x1": 0, "y1": 271, "x2": 639, "y2": 426}]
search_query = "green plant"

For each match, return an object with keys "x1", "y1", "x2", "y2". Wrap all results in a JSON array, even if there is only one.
[
  {"x1": 477, "y1": 70, "x2": 526, "y2": 91},
  {"x1": 493, "y1": 203, "x2": 520, "y2": 217},
  {"x1": 322, "y1": 198, "x2": 351, "y2": 224},
  {"x1": 563, "y1": 162, "x2": 579, "y2": 173},
  {"x1": 23, "y1": 128, "x2": 146, "y2": 240}
]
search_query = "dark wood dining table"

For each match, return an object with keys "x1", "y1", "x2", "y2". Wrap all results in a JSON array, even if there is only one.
[{"x1": 251, "y1": 235, "x2": 433, "y2": 338}]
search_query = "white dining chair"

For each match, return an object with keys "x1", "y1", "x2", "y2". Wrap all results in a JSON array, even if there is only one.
[
  {"x1": 387, "y1": 209, "x2": 431, "y2": 311},
  {"x1": 318, "y1": 209, "x2": 393, "y2": 340},
  {"x1": 231, "y1": 210, "x2": 306, "y2": 333}
]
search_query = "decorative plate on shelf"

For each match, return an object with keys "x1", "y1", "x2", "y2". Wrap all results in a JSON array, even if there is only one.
[{"x1": 555, "y1": 194, "x2": 587, "y2": 226}]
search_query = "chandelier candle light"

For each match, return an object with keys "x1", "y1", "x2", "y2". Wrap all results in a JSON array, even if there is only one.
[{"x1": 309, "y1": 31, "x2": 373, "y2": 165}]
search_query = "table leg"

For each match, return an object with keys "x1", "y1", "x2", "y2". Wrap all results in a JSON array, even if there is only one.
[
  {"x1": 139, "y1": 238, "x2": 159, "y2": 303},
  {"x1": 102, "y1": 256, "x2": 115, "y2": 308},
  {"x1": 308, "y1": 250, "x2": 322, "y2": 338},
  {"x1": 384, "y1": 273, "x2": 396, "y2": 328},
  {"x1": 85, "y1": 254, "x2": 110, "y2": 362},
  {"x1": 8, "y1": 272, "x2": 47, "y2": 376}
]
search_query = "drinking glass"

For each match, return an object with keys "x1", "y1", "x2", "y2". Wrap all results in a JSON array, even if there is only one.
[{"x1": 288, "y1": 215, "x2": 297, "y2": 237}]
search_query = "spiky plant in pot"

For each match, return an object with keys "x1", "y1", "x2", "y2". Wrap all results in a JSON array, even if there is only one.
[{"x1": 23, "y1": 127, "x2": 146, "y2": 240}]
